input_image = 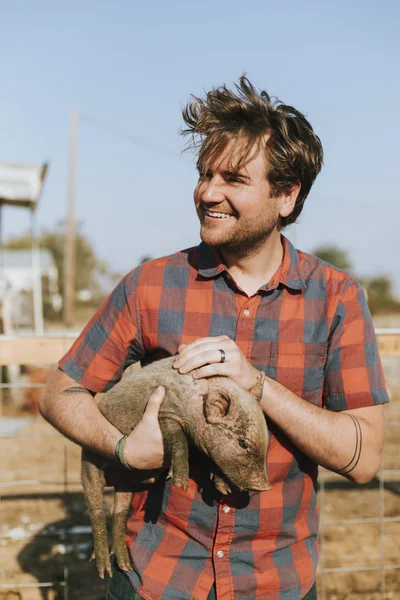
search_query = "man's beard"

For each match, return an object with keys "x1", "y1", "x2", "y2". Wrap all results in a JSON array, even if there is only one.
[{"x1": 201, "y1": 217, "x2": 278, "y2": 259}]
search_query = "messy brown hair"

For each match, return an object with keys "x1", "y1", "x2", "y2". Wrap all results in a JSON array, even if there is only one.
[{"x1": 181, "y1": 75, "x2": 323, "y2": 228}]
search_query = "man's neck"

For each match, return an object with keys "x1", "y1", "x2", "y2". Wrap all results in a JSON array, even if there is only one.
[{"x1": 220, "y1": 230, "x2": 284, "y2": 297}]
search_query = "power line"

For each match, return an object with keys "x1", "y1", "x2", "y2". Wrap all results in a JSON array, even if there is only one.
[{"x1": 80, "y1": 113, "x2": 182, "y2": 160}]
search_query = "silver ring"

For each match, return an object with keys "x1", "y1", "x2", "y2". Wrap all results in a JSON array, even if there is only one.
[{"x1": 219, "y1": 348, "x2": 226, "y2": 363}]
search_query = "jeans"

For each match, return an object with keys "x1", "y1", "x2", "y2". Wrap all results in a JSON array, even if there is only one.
[{"x1": 106, "y1": 562, "x2": 317, "y2": 599}]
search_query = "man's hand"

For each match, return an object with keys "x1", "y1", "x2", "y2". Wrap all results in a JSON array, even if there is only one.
[
  {"x1": 124, "y1": 386, "x2": 166, "y2": 470},
  {"x1": 173, "y1": 335, "x2": 260, "y2": 391}
]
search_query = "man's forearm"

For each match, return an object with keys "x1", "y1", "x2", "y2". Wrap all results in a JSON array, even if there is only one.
[
  {"x1": 260, "y1": 377, "x2": 384, "y2": 484},
  {"x1": 39, "y1": 372, "x2": 121, "y2": 459}
]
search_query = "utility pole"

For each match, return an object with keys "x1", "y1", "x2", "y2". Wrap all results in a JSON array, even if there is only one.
[{"x1": 64, "y1": 111, "x2": 79, "y2": 328}]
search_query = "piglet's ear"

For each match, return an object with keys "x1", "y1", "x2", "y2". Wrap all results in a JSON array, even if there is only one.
[{"x1": 203, "y1": 390, "x2": 231, "y2": 424}]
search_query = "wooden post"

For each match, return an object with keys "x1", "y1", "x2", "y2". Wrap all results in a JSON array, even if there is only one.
[
  {"x1": 64, "y1": 111, "x2": 79, "y2": 328},
  {"x1": 31, "y1": 208, "x2": 44, "y2": 333}
]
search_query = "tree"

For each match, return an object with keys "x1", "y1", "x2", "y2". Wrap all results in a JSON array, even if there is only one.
[
  {"x1": 2, "y1": 222, "x2": 109, "y2": 298},
  {"x1": 312, "y1": 244, "x2": 352, "y2": 272},
  {"x1": 363, "y1": 276, "x2": 400, "y2": 315}
]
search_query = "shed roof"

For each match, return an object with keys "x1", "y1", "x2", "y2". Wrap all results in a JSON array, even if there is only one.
[{"x1": 0, "y1": 162, "x2": 48, "y2": 208}]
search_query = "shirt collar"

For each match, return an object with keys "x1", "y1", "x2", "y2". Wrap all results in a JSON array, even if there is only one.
[
  {"x1": 197, "y1": 242, "x2": 228, "y2": 278},
  {"x1": 197, "y1": 235, "x2": 306, "y2": 291}
]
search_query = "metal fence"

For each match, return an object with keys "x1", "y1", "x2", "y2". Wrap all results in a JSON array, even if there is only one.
[
  {"x1": 0, "y1": 331, "x2": 399, "y2": 600},
  {"x1": 316, "y1": 328, "x2": 400, "y2": 599}
]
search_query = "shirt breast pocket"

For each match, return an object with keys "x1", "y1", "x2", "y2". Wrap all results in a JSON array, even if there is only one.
[{"x1": 270, "y1": 341, "x2": 328, "y2": 406}]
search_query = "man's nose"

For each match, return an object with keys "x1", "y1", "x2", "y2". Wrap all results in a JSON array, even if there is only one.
[{"x1": 202, "y1": 175, "x2": 225, "y2": 204}]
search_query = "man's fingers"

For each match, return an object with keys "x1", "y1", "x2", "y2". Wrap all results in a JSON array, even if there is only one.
[
  {"x1": 175, "y1": 348, "x2": 229, "y2": 374},
  {"x1": 174, "y1": 341, "x2": 232, "y2": 370},
  {"x1": 176, "y1": 336, "x2": 230, "y2": 358},
  {"x1": 192, "y1": 363, "x2": 230, "y2": 379}
]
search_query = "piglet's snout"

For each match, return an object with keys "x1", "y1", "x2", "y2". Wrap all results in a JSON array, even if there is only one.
[{"x1": 244, "y1": 469, "x2": 271, "y2": 492}]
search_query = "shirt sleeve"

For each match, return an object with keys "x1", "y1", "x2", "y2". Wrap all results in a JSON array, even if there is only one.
[
  {"x1": 58, "y1": 269, "x2": 144, "y2": 393},
  {"x1": 322, "y1": 280, "x2": 389, "y2": 411}
]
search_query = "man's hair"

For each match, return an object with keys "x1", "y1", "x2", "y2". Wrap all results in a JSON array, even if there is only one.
[{"x1": 181, "y1": 76, "x2": 323, "y2": 228}]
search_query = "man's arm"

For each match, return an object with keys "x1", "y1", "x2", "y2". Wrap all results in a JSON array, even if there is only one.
[
  {"x1": 39, "y1": 368, "x2": 166, "y2": 470},
  {"x1": 173, "y1": 335, "x2": 386, "y2": 484},
  {"x1": 259, "y1": 376, "x2": 384, "y2": 484}
]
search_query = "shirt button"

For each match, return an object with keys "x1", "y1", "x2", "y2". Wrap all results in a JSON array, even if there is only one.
[
  {"x1": 223, "y1": 505, "x2": 230, "y2": 513},
  {"x1": 216, "y1": 550, "x2": 224, "y2": 558},
  {"x1": 243, "y1": 308, "x2": 251, "y2": 316}
]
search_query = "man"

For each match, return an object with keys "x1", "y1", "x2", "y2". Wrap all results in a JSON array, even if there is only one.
[{"x1": 40, "y1": 76, "x2": 388, "y2": 600}]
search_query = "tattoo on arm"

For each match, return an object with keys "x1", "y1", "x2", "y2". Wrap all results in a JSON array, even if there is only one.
[
  {"x1": 60, "y1": 386, "x2": 95, "y2": 398},
  {"x1": 338, "y1": 414, "x2": 363, "y2": 475}
]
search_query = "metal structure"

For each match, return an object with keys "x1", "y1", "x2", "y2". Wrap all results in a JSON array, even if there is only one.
[{"x1": 0, "y1": 330, "x2": 398, "y2": 599}]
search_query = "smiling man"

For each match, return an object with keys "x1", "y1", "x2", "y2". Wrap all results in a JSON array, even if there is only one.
[{"x1": 40, "y1": 77, "x2": 388, "y2": 600}]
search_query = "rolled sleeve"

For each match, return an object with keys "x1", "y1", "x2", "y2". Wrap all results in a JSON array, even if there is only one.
[
  {"x1": 58, "y1": 269, "x2": 144, "y2": 393},
  {"x1": 322, "y1": 281, "x2": 389, "y2": 411}
]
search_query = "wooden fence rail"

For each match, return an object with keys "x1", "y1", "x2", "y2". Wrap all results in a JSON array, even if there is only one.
[{"x1": 0, "y1": 330, "x2": 399, "y2": 366}]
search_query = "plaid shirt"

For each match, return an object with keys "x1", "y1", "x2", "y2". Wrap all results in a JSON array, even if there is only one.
[{"x1": 60, "y1": 236, "x2": 388, "y2": 600}]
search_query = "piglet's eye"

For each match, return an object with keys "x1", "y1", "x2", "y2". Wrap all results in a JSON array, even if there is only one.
[{"x1": 238, "y1": 438, "x2": 249, "y2": 450}]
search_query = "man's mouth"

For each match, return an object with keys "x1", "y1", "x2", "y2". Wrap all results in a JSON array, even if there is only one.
[{"x1": 203, "y1": 209, "x2": 234, "y2": 220}]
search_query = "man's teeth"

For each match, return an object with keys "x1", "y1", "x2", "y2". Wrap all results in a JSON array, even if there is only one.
[{"x1": 206, "y1": 211, "x2": 232, "y2": 219}]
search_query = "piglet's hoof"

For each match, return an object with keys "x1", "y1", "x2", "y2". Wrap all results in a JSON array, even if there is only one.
[
  {"x1": 166, "y1": 467, "x2": 189, "y2": 490},
  {"x1": 212, "y1": 474, "x2": 232, "y2": 495},
  {"x1": 114, "y1": 545, "x2": 132, "y2": 572},
  {"x1": 171, "y1": 475, "x2": 189, "y2": 490},
  {"x1": 91, "y1": 550, "x2": 112, "y2": 579}
]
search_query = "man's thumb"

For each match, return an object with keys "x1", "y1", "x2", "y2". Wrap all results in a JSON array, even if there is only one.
[{"x1": 145, "y1": 386, "x2": 165, "y2": 417}]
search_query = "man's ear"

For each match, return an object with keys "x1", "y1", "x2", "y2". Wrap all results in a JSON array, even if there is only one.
[{"x1": 279, "y1": 183, "x2": 301, "y2": 218}]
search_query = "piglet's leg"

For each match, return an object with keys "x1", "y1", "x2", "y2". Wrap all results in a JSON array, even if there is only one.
[
  {"x1": 160, "y1": 419, "x2": 189, "y2": 490},
  {"x1": 81, "y1": 449, "x2": 111, "y2": 578},
  {"x1": 111, "y1": 487, "x2": 133, "y2": 572}
]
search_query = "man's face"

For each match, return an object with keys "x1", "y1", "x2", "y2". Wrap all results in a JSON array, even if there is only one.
[{"x1": 194, "y1": 143, "x2": 284, "y2": 257}]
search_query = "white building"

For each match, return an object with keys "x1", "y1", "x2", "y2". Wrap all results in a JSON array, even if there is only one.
[{"x1": 0, "y1": 249, "x2": 59, "y2": 330}]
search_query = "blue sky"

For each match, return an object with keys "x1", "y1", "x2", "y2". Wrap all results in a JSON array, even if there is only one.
[{"x1": 1, "y1": 0, "x2": 399, "y2": 293}]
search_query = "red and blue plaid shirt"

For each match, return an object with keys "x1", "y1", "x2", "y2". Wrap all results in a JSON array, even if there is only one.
[{"x1": 60, "y1": 236, "x2": 388, "y2": 600}]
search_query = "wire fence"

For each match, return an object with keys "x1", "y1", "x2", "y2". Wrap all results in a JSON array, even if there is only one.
[{"x1": 0, "y1": 331, "x2": 399, "y2": 600}]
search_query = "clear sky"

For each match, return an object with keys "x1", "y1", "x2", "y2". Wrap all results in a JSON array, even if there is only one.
[{"x1": 1, "y1": 0, "x2": 399, "y2": 293}]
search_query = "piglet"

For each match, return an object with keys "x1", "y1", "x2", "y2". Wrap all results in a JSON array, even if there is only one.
[{"x1": 81, "y1": 356, "x2": 270, "y2": 578}]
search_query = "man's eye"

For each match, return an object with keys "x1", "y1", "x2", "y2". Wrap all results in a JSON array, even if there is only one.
[{"x1": 238, "y1": 438, "x2": 249, "y2": 450}]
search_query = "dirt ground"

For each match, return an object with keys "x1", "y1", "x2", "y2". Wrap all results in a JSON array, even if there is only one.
[{"x1": 0, "y1": 382, "x2": 399, "y2": 600}]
